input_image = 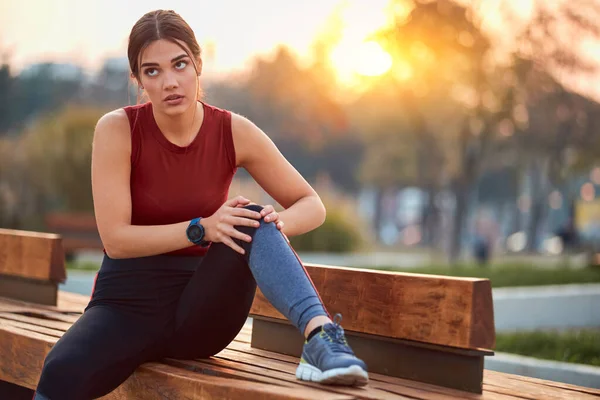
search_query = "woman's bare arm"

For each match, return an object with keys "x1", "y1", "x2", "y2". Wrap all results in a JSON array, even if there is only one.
[
  {"x1": 231, "y1": 114, "x2": 326, "y2": 237},
  {"x1": 91, "y1": 110, "x2": 192, "y2": 259}
]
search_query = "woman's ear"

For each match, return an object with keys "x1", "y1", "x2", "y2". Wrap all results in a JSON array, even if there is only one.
[{"x1": 130, "y1": 72, "x2": 143, "y2": 89}]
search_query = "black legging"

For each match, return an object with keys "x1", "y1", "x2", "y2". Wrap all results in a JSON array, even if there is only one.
[
  {"x1": 36, "y1": 242, "x2": 256, "y2": 399},
  {"x1": 35, "y1": 204, "x2": 328, "y2": 400}
]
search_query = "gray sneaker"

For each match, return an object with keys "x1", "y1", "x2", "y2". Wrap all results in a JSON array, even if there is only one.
[{"x1": 295, "y1": 314, "x2": 369, "y2": 386}]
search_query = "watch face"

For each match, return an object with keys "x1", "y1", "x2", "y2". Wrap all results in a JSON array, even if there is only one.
[{"x1": 187, "y1": 225, "x2": 203, "y2": 241}]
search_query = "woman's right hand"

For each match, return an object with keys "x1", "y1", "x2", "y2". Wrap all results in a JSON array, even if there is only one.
[{"x1": 202, "y1": 196, "x2": 263, "y2": 254}]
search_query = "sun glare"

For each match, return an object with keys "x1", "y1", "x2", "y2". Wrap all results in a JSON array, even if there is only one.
[
  {"x1": 330, "y1": 40, "x2": 392, "y2": 82},
  {"x1": 324, "y1": 1, "x2": 395, "y2": 86}
]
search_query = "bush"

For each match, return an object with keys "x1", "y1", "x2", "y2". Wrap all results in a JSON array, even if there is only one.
[
  {"x1": 496, "y1": 330, "x2": 600, "y2": 366},
  {"x1": 290, "y1": 205, "x2": 363, "y2": 253},
  {"x1": 376, "y1": 264, "x2": 600, "y2": 287}
]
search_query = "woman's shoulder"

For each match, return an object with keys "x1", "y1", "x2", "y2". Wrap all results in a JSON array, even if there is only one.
[
  {"x1": 97, "y1": 102, "x2": 152, "y2": 132},
  {"x1": 201, "y1": 101, "x2": 232, "y2": 119},
  {"x1": 93, "y1": 107, "x2": 135, "y2": 150},
  {"x1": 96, "y1": 108, "x2": 129, "y2": 132}
]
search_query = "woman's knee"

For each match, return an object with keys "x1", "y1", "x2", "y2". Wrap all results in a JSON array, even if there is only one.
[{"x1": 241, "y1": 203, "x2": 264, "y2": 213}]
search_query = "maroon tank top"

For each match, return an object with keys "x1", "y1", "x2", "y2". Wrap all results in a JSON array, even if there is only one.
[{"x1": 123, "y1": 101, "x2": 237, "y2": 256}]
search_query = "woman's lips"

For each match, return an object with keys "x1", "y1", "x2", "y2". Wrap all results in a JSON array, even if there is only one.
[{"x1": 164, "y1": 95, "x2": 184, "y2": 106}]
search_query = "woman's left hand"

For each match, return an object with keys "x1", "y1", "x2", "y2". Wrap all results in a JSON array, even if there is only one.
[{"x1": 260, "y1": 204, "x2": 284, "y2": 230}]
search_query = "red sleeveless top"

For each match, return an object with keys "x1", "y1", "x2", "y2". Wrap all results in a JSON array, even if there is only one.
[{"x1": 123, "y1": 101, "x2": 237, "y2": 256}]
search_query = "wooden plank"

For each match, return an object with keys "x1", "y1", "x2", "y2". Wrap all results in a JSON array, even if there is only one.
[
  {"x1": 0, "y1": 296, "x2": 84, "y2": 316},
  {"x1": 0, "y1": 324, "x2": 56, "y2": 389},
  {"x1": 163, "y1": 358, "x2": 391, "y2": 400},
  {"x1": 0, "y1": 317, "x2": 65, "y2": 338},
  {"x1": 489, "y1": 371, "x2": 600, "y2": 396},
  {"x1": 483, "y1": 371, "x2": 600, "y2": 400},
  {"x1": 0, "y1": 228, "x2": 66, "y2": 283},
  {"x1": 101, "y1": 362, "x2": 354, "y2": 400},
  {"x1": 57, "y1": 291, "x2": 91, "y2": 308},
  {"x1": 0, "y1": 274, "x2": 58, "y2": 305},
  {"x1": 0, "y1": 312, "x2": 73, "y2": 331},
  {"x1": 169, "y1": 357, "x2": 403, "y2": 400},
  {"x1": 250, "y1": 263, "x2": 495, "y2": 350}
]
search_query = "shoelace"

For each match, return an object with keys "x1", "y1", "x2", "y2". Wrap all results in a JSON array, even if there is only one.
[{"x1": 322, "y1": 313, "x2": 354, "y2": 354}]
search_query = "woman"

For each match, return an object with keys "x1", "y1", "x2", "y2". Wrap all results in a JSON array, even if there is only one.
[{"x1": 33, "y1": 9, "x2": 368, "y2": 400}]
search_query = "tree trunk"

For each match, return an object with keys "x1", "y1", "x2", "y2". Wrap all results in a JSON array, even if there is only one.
[
  {"x1": 421, "y1": 185, "x2": 439, "y2": 246},
  {"x1": 526, "y1": 158, "x2": 550, "y2": 252},
  {"x1": 450, "y1": 178, "x2": 469, "y2": 264},
  {"x1": 373, "y1": 187, "x2": 384, "y2": 242}
]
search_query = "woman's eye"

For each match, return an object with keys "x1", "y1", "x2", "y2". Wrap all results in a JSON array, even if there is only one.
[
  {"x1": 175, "y1": 61, "x2": 188, "y2": 70},
  {"x1": 144, "y1": 68, "x2": 158, "y2": 77}
]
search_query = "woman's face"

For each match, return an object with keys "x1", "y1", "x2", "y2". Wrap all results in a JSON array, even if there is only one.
[{"x1": 137, "y1": 39, "x2": 200, "y2": 116}]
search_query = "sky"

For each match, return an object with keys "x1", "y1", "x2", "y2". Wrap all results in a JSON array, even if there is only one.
[
  {"x1": 0, "y1": 0, "x2": 390, "y2": 76},
  {"x1": 2, "y1": 0, "x2": 600, "y2": 100}
]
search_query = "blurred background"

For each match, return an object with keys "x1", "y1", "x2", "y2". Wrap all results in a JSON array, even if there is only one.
[{"x1": 1, "y1": 0, "x2": 599, "y2": 387}]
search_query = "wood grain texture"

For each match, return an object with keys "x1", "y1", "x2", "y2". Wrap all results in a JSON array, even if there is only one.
[
  {"x1": 0, "y1": 228, "x2": 66, "y2": 283},
  {"x1": 490, "y1": 371, "x2": 600, "y2": 397},
  {"x1": 470, "y1": 279, "x2": 496, "y2": 349},
  {"x1": 0, "y1": 323, "x2": 56, "y2": 389},
  {"x1": 484, "y1": 371, "x2": 600, "y2": 400},
  {"x1": 250, "y1": 264, "x2": 495, "y2": 350},
  {"x1": 101, "y1": 363, "x2": 353, "y2": 400},
  {"x1": 163, "y1": 358, "x2": 383, "y2": 400}
]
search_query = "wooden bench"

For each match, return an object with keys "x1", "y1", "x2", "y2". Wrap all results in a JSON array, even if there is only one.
[
  {"x1": 44, "y1": 212, "x2": 103, "y2": 260},
  {"x1": 2, "y1": 229, "x2": 600, "y2": 400},
  {"x1": 0, "y1": 228, "x2": 66, "y2": 306},
  {"x1": 249, "y1": 265, "x2": 495, "y2": 393}
]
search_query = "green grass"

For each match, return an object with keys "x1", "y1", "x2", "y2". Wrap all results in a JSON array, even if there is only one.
[
  {"x1": 495, "y1": 330, "x2": 600, "y2": 367},
  {"x1": 375, "y1": 264, "x2": 600, "y2": 288},
  {"x1": 66, "y1": 261, "x2": 100, "y2": 271}
]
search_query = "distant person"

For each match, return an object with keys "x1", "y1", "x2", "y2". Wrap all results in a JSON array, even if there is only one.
[
  {"x1": 556, "y1": 217, "x2": 579, "y2": 252},
  {"x1": 472, "y1": 215, "x2": 496, "y2": 266},
  {"x1": 473, "y1": 233, "x2": 491, "y2": 266},
  {"x1": 33, "y1": 10, "x2": 367, "y2": 400}
]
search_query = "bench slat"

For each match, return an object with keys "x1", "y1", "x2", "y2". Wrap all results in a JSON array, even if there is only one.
[
  {"x1": 488, "y1": 372, "x2": 600, "y2": 397},
  {"x1": 483, "y1": 371, "x2": 599, "y2": 400},
  {"x1": 0, "y1": 323, "x2": 55, "y2": 390},
  {"x1": 163, "y1": 358, "x2": 377, "y2": 400},
  {"x1": 0, "y1": 229, "x2": 65, "y2": 283},
  {"x1": 0, "y1": 312, "x2": 73, "y2": 331},
  {"x1": 101, "y1": 362, "x2": 354, "y2": 400},
  {"x1": 250, "y1": 264, "x2": 495, "y2": 350}
]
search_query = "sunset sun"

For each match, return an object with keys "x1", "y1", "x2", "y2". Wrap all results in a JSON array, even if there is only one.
[{"x1": 330, "y1": 40, "x2": 393, "y2": 83}]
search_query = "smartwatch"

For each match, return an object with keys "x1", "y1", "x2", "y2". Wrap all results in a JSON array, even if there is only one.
[{"x1": 186, "y1": 218, "x2": 210, "y2": 247}]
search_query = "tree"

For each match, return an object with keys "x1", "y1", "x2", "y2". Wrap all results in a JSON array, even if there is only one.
[
  {"x1": 364, "y1": 0, "x2": 496, "y2": 259},
  {"x1": 207, "y1": 46, "x2": 363, "y2": 192},
  {"x1": 0, "y1": 56, "x2": 16, "y2": 135},
  {"x1": 2, "y1": 105, "x2": 107, "y2": 230},
  {"x1": 500, "y1": 0, "x2": 600, "y2": 250}
]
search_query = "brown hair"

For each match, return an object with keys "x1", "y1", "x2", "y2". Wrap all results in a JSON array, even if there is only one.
[{"x1": 128, "y1": 10, "x2": 202, "y2": 82}]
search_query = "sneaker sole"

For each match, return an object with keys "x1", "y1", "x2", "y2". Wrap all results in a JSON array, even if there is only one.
[{"x1": 295, "y1": 363, "x2": 369, "y2": 386}]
